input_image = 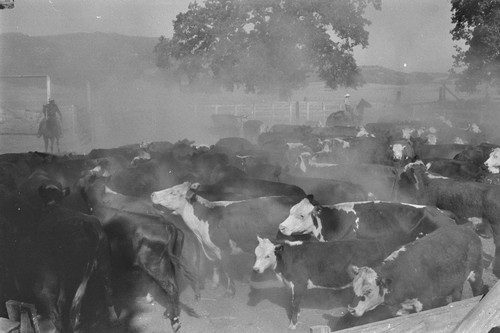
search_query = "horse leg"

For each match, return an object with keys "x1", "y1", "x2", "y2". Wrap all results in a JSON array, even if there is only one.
[
  {"x1": 56, "y1": 137, "x2": 60, "y2": 153},
  {"x1": 44, "y1": 136, "x2": 49, "y2": 152}
]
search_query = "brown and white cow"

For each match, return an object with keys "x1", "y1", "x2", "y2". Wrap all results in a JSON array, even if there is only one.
[
  {"x1": 252, "y1": 236, "x2": 395, "y2": 329},
  {"x1": 397, "y1": 160, "x2": 500, "y2": 277},
  {"x1": 151, "y1": 182, "x2": 300, "y2": 296},
  {"x1": 278, "y1": 196, "x2": 456, "y2": 243},
  {"x1": 347, "y1": 225, "x2": 485, "y2": 317}
]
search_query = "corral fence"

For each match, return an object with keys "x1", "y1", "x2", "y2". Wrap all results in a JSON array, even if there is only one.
[
  {"x1": 194, "y1": 98, "x2": 497, "y2": 129},
  {"x1": 194, "y1": 101, "x2": 368, "y2": 127}
]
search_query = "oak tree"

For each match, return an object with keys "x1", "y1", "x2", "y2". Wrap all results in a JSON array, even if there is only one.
[
  {"x1": 154, "y1": 0, "x2": 381, "y2": 98},
  {"x1": 451, "y1": 0, "x2": 500, "y2": 92}
]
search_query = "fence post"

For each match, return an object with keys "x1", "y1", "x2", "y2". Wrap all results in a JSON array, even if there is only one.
[{"x1": 295, "y1": 101, "x2": 300, "y2": 124}]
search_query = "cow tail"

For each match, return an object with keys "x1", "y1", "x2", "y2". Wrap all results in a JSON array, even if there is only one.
[
  {"x1": 69, "y1": 257, "x2": 98, "y2": 332},
  {"x1": 69, "y1": 221, "x2": 101, "y2": 332},
  {"x1": 161, "y1": 225, "x2": 198, "y2": 284}
]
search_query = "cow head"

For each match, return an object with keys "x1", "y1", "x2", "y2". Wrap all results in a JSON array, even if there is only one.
[
  {"x1": 389, "y1": 140, "x2": 416, "y2": 165},
  {"x1": 347, "y1": 265, "x2": 389, "y2": 317},
  {"x1": 253, "y1": 236, "x2": 278, "y2": 274},
  {"x1": 278, "y1": 195, "x2": 323, "y2": 239},
  {"x1": 151, "y1": 182, "x2": 201, "y2": 214},
  {"x1": 485, "y1": 148, "x2": 500, "y2": 174},
  {"x1": 396, "y1": 161, "x2": 427, "y2": 202},
  {"x1": 38, "y1": 184, "x2": 70, "y2": 205}
]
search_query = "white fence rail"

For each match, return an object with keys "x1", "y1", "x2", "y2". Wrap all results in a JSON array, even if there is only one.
[{"x1": 194, "y1": 101, "x2": 346, "y2": 126}]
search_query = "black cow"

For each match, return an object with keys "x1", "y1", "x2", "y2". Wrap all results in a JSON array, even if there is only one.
[
  {"x1": 196, "y1": 177, "x2": 306, "y2": 201},
  {"x1": 80, "y1": 175, "x2": 194, "y2": 332},
  {"x1": 0, "y1": 185, "x2": 118, "y2": 333},
  {"x1": 252, "y1": 237, "x2": 400, "y2": 329},
  {"x1": 424, "y1": 158, "x2": 486, "y2": 180},
  {"x1": 293, "y1": 153, "x2": 398, "y2": 200},
  {"x1": 397, "y1": 160, "x2": 500, "y2": 277},
  {"x1": 279, "y1": 173, "x2": 369, "y2": 205},
  {"x1": 411, "y1": 137, "x2": 472, "y2": 160}
]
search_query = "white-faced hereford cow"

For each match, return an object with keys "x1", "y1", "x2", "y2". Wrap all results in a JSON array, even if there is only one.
[
  {"x1": 151, "y1": 182, "x2": 300, "y2": 296},
  {"x1": 397, "y1": 160, "x2": 500, "y2": 277},
  {"x1": 278, "y1": 195, "x2": 456, "y2": 243},
  {"x1": 347, "y1": 225, "x2": 485, "y2": 317},
  {"x1": 252, "y1": 237, "x2": 401, "y2": 329}
]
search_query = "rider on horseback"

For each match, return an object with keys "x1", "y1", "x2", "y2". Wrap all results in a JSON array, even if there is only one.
[{"x1": 38, "y1": 99, "x2": 63, "y2": 138}]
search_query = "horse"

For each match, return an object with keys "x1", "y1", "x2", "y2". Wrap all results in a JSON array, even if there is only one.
[
  {"x1": 326, "y1": 98, "x2": 372, "y2": 127},
  {"x1": 37, "y1": 117, "x2": 61, "y2": 153}
]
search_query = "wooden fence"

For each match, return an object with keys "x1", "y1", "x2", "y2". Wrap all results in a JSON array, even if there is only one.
[{"x1": 194, "y1": 101, "x2": 349, "y2": 126}]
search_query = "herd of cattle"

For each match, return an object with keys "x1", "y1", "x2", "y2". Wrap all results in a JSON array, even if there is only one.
[{"x1": 0, "y1": 113, "x2": 500, "y2": 332}]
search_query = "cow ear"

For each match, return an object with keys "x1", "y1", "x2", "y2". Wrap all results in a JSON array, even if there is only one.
[
  {"x1": 186, "y1": 189, "x2": 197, "y2": 202},
  {"x1": 347, "y1": 265, "x2": 360, "y2": 278},
  {"x1": 190, "y1": 182, "x2": 201, "y2": 191},
  {"x1": 312, "y1": 205, "x2": 322, "y2": 216},
  {"x1": 63, "y1": 187, "x2": 71, "y2": 197},
  {"x1": 274, "y1": 244, "x2": 284, "y2": 254},
  {"x1": 306, "y1": 194, "x2": 314, "y2": 202},
  {"x1": 377, "y1": 277, "x2": 391, "y2": 288},
  {"x1": 257, "y1": 235, "x2": 263, "y2": 244}
]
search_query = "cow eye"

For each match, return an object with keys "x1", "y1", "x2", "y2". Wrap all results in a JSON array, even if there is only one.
[
  {"x1": 265, "y1": 255, "x2": 270, "y2": 259},
  {"x1": 299, "y1": 214, "x2": 305, "y2": 219}
]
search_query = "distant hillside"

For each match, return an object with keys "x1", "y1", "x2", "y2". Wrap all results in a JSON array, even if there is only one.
[
  {"x1": 0, "y1": 32, "x2": 158, "y2": 87},
  {"x1": 0, "y1": 32, "x2": 448, "y2": 90}
]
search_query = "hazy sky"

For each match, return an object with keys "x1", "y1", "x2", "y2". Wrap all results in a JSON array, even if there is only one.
[{"x1": 0, "y1": 0, "x2": 459, "y2": 72}]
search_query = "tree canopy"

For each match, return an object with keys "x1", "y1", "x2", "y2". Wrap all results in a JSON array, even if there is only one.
[
  {"x1": 154, "y1": 0, "x2": 381, "y2": 98},
  {"x1": 451, "y1": 0, "x2": 500, "y2": 92}
]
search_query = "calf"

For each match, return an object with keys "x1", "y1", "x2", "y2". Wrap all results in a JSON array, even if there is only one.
[
  {"x1": 397, "y1": 160, "x2": 500, "y2": 277},
  {"x1": 347, "y1": 225, "x2": 485, "y2": 317},
  {"x1": 252, "y1": 237, "x2": 399, "y2": 329},
  {"x1": 278, "y1": 196, "x2": 456, "y2": 243}
]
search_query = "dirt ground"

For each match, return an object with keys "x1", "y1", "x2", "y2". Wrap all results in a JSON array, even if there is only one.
[{"x1": 1, "y1": 119, "x2": 498, "y2": 333}]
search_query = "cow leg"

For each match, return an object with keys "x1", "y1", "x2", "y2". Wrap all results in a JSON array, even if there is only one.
[
  {"x1": 288, "y1": 283, "x2": 305, "y2": 330},
  {"x1": 221, "y1": 252, "x2": 235, "y2": 297},
  {"x1": 211, "y1": 265, "x2": 220, "y2": 290},
  {"x1": 95, "y1": 234, "x2": 119, "y2": 326},
  {"x1": 142, "y1": 263, "x2": 181, "y2": 333},
  {"x1": 38, "y1": 274, "x2": 64, "y2": 333},
  {"x1": 468, "y1": 268, "x2": 486, "y2": 297},
  {"x1": 451, "y1": 288, "x2": 463, "y2": 302},
  {"x1": 491, "y1": 223, "x2": 500, "y2": 278}
]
